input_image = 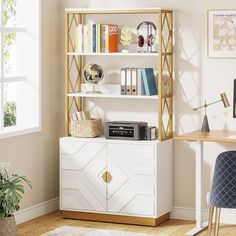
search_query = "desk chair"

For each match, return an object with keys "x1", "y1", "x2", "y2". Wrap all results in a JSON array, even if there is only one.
[{"x1": 208, "y1": 151, "x2": 236, "y2": 236}]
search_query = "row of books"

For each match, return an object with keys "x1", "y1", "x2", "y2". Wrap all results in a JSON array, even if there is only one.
[
  {"x1": 120, "y1": 68, "x2": 157, "y2": 96},
  {"x1": 76, "y1": 24, "x2": 118, "y2": 53}
]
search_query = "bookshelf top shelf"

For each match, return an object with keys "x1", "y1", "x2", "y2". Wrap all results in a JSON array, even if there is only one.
[{"x1": 65, "y1": 8, "x2": 172, "y2": 14}]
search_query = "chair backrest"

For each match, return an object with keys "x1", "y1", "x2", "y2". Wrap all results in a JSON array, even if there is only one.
[{"x1": 209, "y1": 151, "x2": 236, "y2": 208}]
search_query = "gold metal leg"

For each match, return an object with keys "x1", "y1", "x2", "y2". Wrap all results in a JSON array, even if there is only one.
[
  {"x1": 214, "y1": 208, "x2": 221, "y2": 236},
  {"x1": 208, "y1": 206, "x2": 214, "y2": 236}
]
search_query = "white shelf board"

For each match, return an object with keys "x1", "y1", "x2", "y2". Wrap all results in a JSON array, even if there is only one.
[
  {"x1": 67, "y1": 52, "x2": 159, "y2": 57},
  {"x1": 68, "y1": 92, "x2": 158, "y2": 100},
  {"x1": 65, "y1": 8, "x2": 172, "y2": 13}
]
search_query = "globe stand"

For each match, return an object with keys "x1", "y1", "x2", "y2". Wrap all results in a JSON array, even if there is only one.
[{"x1": 86, "y1": 85, "x2": 102, "y2": 94}]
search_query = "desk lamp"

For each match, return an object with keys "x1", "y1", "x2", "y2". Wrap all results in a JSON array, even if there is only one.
[{"x1": 193, "y1": 93, "x2": 230, "y2": 132}]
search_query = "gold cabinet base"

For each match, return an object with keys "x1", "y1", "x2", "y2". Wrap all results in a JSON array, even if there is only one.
[{"x1": 62, "y1": 211, "x2": 170, "y2": 226}]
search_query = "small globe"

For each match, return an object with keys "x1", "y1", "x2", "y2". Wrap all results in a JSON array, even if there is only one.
[{"x1": 83, "y1": 63, "x2": 104, "y2": 86}]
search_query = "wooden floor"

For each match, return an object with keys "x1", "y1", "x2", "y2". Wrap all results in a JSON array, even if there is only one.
[{"x1": 18, "y1": 211, "x2": 236, "y2": 236}]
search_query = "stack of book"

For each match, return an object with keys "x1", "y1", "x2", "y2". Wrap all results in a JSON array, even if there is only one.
[
  {"x1": 120, "y1": 68, "x2": 157, "y2": 96},
  {"x1": 76, "y1": 24, "x2": 118, "y2": 53}
]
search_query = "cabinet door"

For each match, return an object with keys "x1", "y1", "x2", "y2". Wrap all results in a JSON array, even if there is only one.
[
  {"x1": 107, "y1": 143, "x2": 156, "y2": 217},
  {"x1": 60, "y1": 140, "x2": 107, "y2": 212}
]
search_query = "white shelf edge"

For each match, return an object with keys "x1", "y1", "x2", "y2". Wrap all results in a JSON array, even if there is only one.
[
  {"x1": 60, "y1": 136, "x2": 161, "y2": 144},
  {"x1": 65, "y1": 8, "x2": 173, "y2": 12},
  {"x1": 67, "y1": 92, "x2": 158, "y2": 100},
  {"x1": 67, "y1": 52, "x2": 159, "y2": 57}
]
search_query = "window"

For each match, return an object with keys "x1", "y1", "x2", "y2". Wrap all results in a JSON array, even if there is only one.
[{"x1": 0, "y1": 0, "x2": 40, "y2": 138}]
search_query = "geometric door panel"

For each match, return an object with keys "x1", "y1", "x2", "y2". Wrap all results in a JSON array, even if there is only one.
[
  {"x1": 61, "y1": 141, "x2": 106, "y2": 171},
  {"x1": 107, "y1": 143, "x2": 156, "y2": 217},
  {"x1": 61, "y1": 142, "x2": 107, "y2": 212}
]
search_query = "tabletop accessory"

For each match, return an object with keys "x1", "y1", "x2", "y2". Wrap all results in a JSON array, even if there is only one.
[
  {"x1": 83, "y1": 63, "x2": 104, "y2": 94},
  {"x1": 120, "y1": 26, "x2": 132, "y2": 53},
  {"x1": 70, "y1": 111, "x2": 102, "y2": 138},
  {"x1": 193, "y1": 92, "x2": 230, "y2": 132},
  {"x1": 136, "y1": 21, "x2": 157, "y2": 53}
]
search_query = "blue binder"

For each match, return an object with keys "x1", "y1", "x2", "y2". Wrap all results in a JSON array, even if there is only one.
[{"x1": 141, "y1": 68, "x2": 157, "y2": 96}]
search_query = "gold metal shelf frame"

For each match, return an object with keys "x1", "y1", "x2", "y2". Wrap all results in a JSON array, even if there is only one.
[{"x1": 65, "y1": 9, "x2": 173, "y2": 141}]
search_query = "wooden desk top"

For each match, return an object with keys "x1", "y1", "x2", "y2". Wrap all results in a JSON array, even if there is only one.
[{"x1": 175, "y1": 130, "x2": 236, "y2": 143}]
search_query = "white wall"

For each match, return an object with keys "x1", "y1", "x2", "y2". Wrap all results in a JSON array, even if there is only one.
[
  {"x1": 0, "y1": 0, "x2": 60, "y2": 210},
  {"x1": 60, "y1": 0, "x2": 236, "y2": 211}
]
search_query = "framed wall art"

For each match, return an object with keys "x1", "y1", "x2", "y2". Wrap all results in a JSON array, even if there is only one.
[{"x1": 208, "y1": 10, "x2": 236, "y2": 58}]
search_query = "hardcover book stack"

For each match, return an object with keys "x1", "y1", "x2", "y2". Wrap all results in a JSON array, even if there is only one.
[
  {"x1": 76, "y1": 24, "x2": 118, "y2": 53},
  {"x1": 120, "y1": 68, "x2": 157, "y2": 96}
]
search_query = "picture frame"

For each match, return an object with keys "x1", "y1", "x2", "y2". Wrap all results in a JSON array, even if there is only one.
[{"x1": 208, "y1": 10, "x2": 236, "y2": 58}]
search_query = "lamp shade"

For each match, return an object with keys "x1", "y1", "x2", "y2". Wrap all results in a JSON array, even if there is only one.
[{"x1": 220, "y1": 93, "x2": 230, "y2": 108}]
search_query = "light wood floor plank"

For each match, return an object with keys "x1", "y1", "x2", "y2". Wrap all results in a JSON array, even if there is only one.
[{"x1": 18, "y1": 211, "x2": 236, "y2": 236}]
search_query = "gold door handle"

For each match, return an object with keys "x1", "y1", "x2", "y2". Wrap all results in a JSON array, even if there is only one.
[
  {"x1": 106, "y1": 171, "x2": 112, "y2": 183},
  {"x1": 102, "y1": 171, "x2": 113, "y2": 183}
]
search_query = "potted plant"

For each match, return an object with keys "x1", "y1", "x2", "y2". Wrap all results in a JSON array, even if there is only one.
[{"x1": 0, "y1": 163, "x2": 32, "y2": 236}]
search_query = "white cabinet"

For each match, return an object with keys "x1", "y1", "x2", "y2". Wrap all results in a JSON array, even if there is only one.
[
  {"x1": 60, "y1": 141, "x2": 107, "y2": 212},
  {"x1": 60, "y1": 137, "x2": 173, "y2": 222},
  {"x1": 107, "y1": 143, "x2": 156, "y2": 216}
]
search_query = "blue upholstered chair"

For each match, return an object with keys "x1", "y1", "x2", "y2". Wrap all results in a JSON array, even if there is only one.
[{"x1": 208, "y1": 151, "x2": 236, "y2": 236}]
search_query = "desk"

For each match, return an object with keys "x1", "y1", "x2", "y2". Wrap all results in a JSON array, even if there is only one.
[{"x1": 175, "y1": 130, "x2": 236, "y2": 236}]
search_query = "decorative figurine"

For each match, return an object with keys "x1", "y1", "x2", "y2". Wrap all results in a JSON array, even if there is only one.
[{"x1": 120, "y1": 26, "x2": 132, "y2": 52}]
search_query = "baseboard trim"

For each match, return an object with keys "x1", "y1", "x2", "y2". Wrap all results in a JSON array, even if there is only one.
[
  {"x1": 14, "y1": 202, "x2": 236, "y2": 226},
  {"x1": 171, "y1": 207, "x2": 236, "y2": 224},
  {"x1": 15, "y1": 197, "x2": 59, "y2": 225}
]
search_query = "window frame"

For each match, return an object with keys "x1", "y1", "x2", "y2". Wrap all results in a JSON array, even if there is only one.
[{"x1": 0, "y1": 0, "x2": 41, "y2": 139}]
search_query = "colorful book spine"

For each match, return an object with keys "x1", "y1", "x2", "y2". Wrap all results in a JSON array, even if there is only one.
[
  {"x1": 76, "y1": 23, "x2": 118, "y2": 53},
  {"x1": 101, "y1": 24, "x2": 106, "y2": 52},
  {"x1": 108, "y1": 24, "x2": 118, "y2": 52},
  {"x1": 92, "y1": 24, "x2": 96, "y2": 53},
  {"x1": 97, "y1": 24, "x2": 101, "y2": 53},
  {"x1": 83, "y1": 24, "x2": 90, "y2": 53},
  {"x1": 105, "y1": 25, "x2": 109, "y2": 53},
  {"x1": 76, "y1": 24, "x2": 83, "y2": 53}
]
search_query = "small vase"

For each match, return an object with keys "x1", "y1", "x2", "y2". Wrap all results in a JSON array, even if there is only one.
[{"x1": 0, "y1": 215, "x2": 18, "y2": 236}]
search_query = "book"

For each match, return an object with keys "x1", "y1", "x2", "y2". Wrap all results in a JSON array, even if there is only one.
[
  {"x1": 141, "y1": 68, "x2": 157, "y2": 96},
  {"x1": 76, "y1": 24, "x2": 83, "y2": 53},
  {"x1": 108, "y1": 24, "x2": 118, "y2": 52},
  {"x1": 97, "y1": 24, "x2": 101, "y2": 53},
  {"x1": 131, "y1": 68, "x2": 137, "y2": 95},
  {"x1": 101, "y1": 24, "x2": 106, "y2": 52},
  {"x1": 105, "y1": 25, "x2": 109, "y2": 53},
  {"x1": 120, "y1": 68, "x2": 126, "y2": 95},
  {"x1": 137, "y1": 68, "x2": 145, "y2": 95},
  {"x1": 84, "y1": 24, "x2": 90, "y2": 53},
  {"x1": 126, "y1": 68, "x2": 132, "y2": 95},
  {"x1": 91, "y1": 24, "x2": 96, "y2": 53}
]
